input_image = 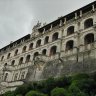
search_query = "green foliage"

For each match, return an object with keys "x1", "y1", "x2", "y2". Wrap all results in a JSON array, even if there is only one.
[
  {"x1": 25, "y1": 91, "x2": 47, "y2": 96},
  {"x1": 68, "y1": 84, "x2": 88, "y2": 96},
  {"x1": 51, "y1": 87, "x2": 67, "y2": 96},
  {"x1": 3, "y1": 91, "x2": 14, "y2": 96},
  {"x1": 72, "y1": 73, "x2": 89, "y2": 81},
  {"x1": 3, "y1": 73, "x2": 96, "y2": 96}
]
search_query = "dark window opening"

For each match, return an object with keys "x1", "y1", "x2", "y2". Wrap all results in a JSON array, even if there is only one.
[
  {"x1": 22, "y1": 46, "x2": 27, "y2": 53},
  {"x1": 52, "y1": 33, "x2": 59, "y2": 41},
  {"x1": 84, "y1": 33, "x2": 94, "y2": 44},
  {"x1": 34, "y1": 52, "x2": 39, "y2": 59},
  {"x1": 1, "y1": 56, "x2": 4, "y2": 61},
  {"x1": 11, "y1": 60, "x2": 15, "y2": 66},
  {"x1": 26, "y1": 55, "x2": 30, "y2": 63},
  {"x1": 84, "y1": 18, "x2": 93, "y2": 29},
  {"x1": 29, "y1": 43, "x2": 33, "y2": 50},
  {"x1": 66, "y1": 40, "x2": 74, "y2": 50},
  {"x1": 7, "y1": 53, "x2": 11, "y2": 59},
  {"x1": 67, "y1": 26, "x2": 74, "y2": 36},
  {"x1": 36, "y1": 40, "x2": 41, "y2": 47},
  {"x1": 50, "y1": 46, "x2": 57, "y2": 56},
  {"x1": 42, "y1": 49, "x2": 47, "y2": 55},
  {"x1": 14, "y1": 49, "x2": 18, "y2": 56},
  {"x1": 4, "y1": 73, "x2": 8, "y2": 81},
  {"x1": 44, "y1": 36, "x2": 49, "y2": 44},
  {"x1": 19, "y1": 57, "x2": 23, "y2": 65}
]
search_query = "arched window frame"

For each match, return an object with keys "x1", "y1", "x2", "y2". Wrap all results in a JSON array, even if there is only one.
[{"x1": 52, "y1": 32, "x2": 59, "y2": 41}]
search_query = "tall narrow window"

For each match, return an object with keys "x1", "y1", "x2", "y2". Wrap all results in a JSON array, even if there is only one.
[
  {"x1": 50, "y1": 46, "x2": 57, "y2": 56},
  {"x1": 34, "y1": 52, "x2": 39, "y2": 59},
  {"x1": 52, "y1": 33, "x2": 58, "y2": 41},
  {"x1": 14, "y1": 49, "x2": 18, "y2": 56},
  {"x1": 19, "y1": 57, "x2": 23, "y2": 65},
  {"x1": 7, "y1": 53, "x2": 11, "y2": 59},
  {"x1": 44, "y1": 36, "x2": 49, "y2": 44},
  {"x1": 14, "y1": 73, "x2": 18, "y2": 81},
  {"x1": 29, "y1": 43, "x2": 33, "y2": 50},
  {"x1": 4, "y1": 73, "x2": 8, "y2": 81},
  {"x1": 11, "y1": 60, "x2": 15, "y2": 66},
  {"x1": 22, "y1": 46, "x2": 27, "y2": 53},
  {"x1": 36, "y1": 40, "x2": 41, "y2": 47},
  {"x1": 42, "y1": 49, "x2": 47, "y2": 55},
  {"x1": 1, "y1": 56, "x2": 4, "y2": 61},
  {"x1": 26, "y1": 55, "x2": 30, "y2": 63}
]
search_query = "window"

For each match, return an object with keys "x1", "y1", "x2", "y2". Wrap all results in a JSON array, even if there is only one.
[
  {"x1": 26, "y1": 55, "x2": 30, "y2": 63},
  {"x1": 36, "y1": 40, "x2": 41, "y2": 47},
  {"x1": 14, "y1": 73, "x2": 18, "y2": 81},
  {"x1": 84, "y1": 18, "x2": 93, "y2": 29},
  {"x1": 21, "y1": 72, "x2": 25, "y2": 80},
  {"x1": 1, "y1": 56, "x2": 4, "y2": 61},
  {"x1": 50, "y1": 46, "x2": 57, "y2": 56},
  {"x1": 7, "y1": 53, "x2": 11, "y2": 59},
  {"x1": 4, "y1": 73, "x2": 8, "y2": 81},
  {"x1": 52, "y1": 33, "x2": 58, "y2": 41},
  {"x1": 29, "y1": 43, "x2": 33, "y2": 50},
  {"x1": 42, "y1": 49, "x2": 47, "y2": 55},
  {"x1": 34, "y1": 52, "x2": 39, "y2": 59},
  {"x1": 67, "y1": 26, "x2": 74, "y2": 36},
  {"x1": 4, "y1": 63, "x2": 7, "y2": 66},
  {"x1": 22, "y1": 46, "x2": 27, "y2": 53},
  {"x1": 14, "y1": 49, "x2": 18, "y2": 56},
  {"x1": 19, "y1": 57, "x2": 23, "y2": 65},
  {"x1": 84, "y1": 33, "x2": 94, "y2": 44},
  {"x1": 66, "y1": 40, "x2": 74, "y2": 50},
  {"x1": 11, "y1": 60, "x2": 15, "y2": 66},
  {"x1": 44, "y1": 36, "x2": 49, "y2": 44}
]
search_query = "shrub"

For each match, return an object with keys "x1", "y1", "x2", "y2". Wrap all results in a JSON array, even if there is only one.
[
  {"x1": 25, "y1": 90, "x2": 47, "y2": 96},
  {"x1": 51, "y1": 87, "x2": 67, "y2": 96}
]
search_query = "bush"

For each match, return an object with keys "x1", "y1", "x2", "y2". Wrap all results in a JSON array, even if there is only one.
[
  {"x1": 3, "y1": 91, "x2": 14, "y2": 96},
  {"x1": 25, "y1": 90, "x2": 47, "y2": 96},
  {"x1": 68, "y1": 84, "x2": 87, "y2": 96},
  {"x1": 51, "y1": 87, "x2": 67, "y2": 96}
]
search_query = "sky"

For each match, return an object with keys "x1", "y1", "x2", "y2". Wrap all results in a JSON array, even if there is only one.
[{"x1": 0, "y1": 0, "x2": 95, "y2": 48}]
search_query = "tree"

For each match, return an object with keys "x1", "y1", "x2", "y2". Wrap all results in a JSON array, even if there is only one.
[
  {"x1": 51, "y1": 87, "x2": 67, "y2": 96},
  {"x1": 3, "y1": 91, "x2": 14, "y2": 96}
]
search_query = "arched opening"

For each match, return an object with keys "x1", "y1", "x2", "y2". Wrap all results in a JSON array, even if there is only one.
[
  {"x1": 50, "y1": 46, "x2": 57, "y2": 56},
  {"x1": 67, "y1": 26, "x2": 74, "y2": 36},
  {"x1": 42, "y1": 49, "x2": 47, "y2": 55},
  {"x1": 11, "y1": 60, "x2": 15, "y2": 66},
  {"x1": 84, "y1": 18, "x2": 93, "y2": 29},
  {"x1": 34, "y1": 52, "x2": 39, "y2": 59},
  {"x1": 4, "y1": 73, "x2": 8, "y2": 81},
  {"x1": 29, "y1": 43, "x2": 33, "y2": 50},
  {"x1": 36, "y1": 39, "x2": 41, "y2": 47},
  {"x1": 14, "y1": 49, "x2": 18, "y2": 56},
  {"x1": 44, "y1": 36, "x2": 49, "y2": 44},
  {"x1": 7, "y1": 53, "x2": 11, "y2": 59},
  {"x1": 52, "y1": 32, "x2": 58, "y2": 41},
  {"x1": 4, "y1": 63, "x2": 7, "y2": 66},
  {"x1": 22, "y1": 46, "x2": 27, "y2": 53},
  {"x1": 84, "y1": 33, "x2": 94, "y2": 45},
  {"x1": 19, "y1": 57, "x2": 23, "y2": 65},
  {"x1": 26, "y1": 55, "x2": 30, "y2": 63},
  {"x1": 1, "y1": 56, "x2": 4, "y2": 61},
  {"x1": 66, "y1": 40, "x2": 74, "y2": 50}
]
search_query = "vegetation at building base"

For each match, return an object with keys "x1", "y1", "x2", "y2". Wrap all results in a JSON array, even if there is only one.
[{"x1": 2, "y1": 73, "x2": 96, "y2": 96}]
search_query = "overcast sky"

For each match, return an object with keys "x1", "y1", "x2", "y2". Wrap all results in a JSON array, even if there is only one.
[{"x1": 0, "y1": 0, "x2": 95, "y2": 48}]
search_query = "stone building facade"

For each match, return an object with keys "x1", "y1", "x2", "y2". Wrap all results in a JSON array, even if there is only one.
[{"x1": 0, "y1": 1, "x2": 96, "y2": 94}]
